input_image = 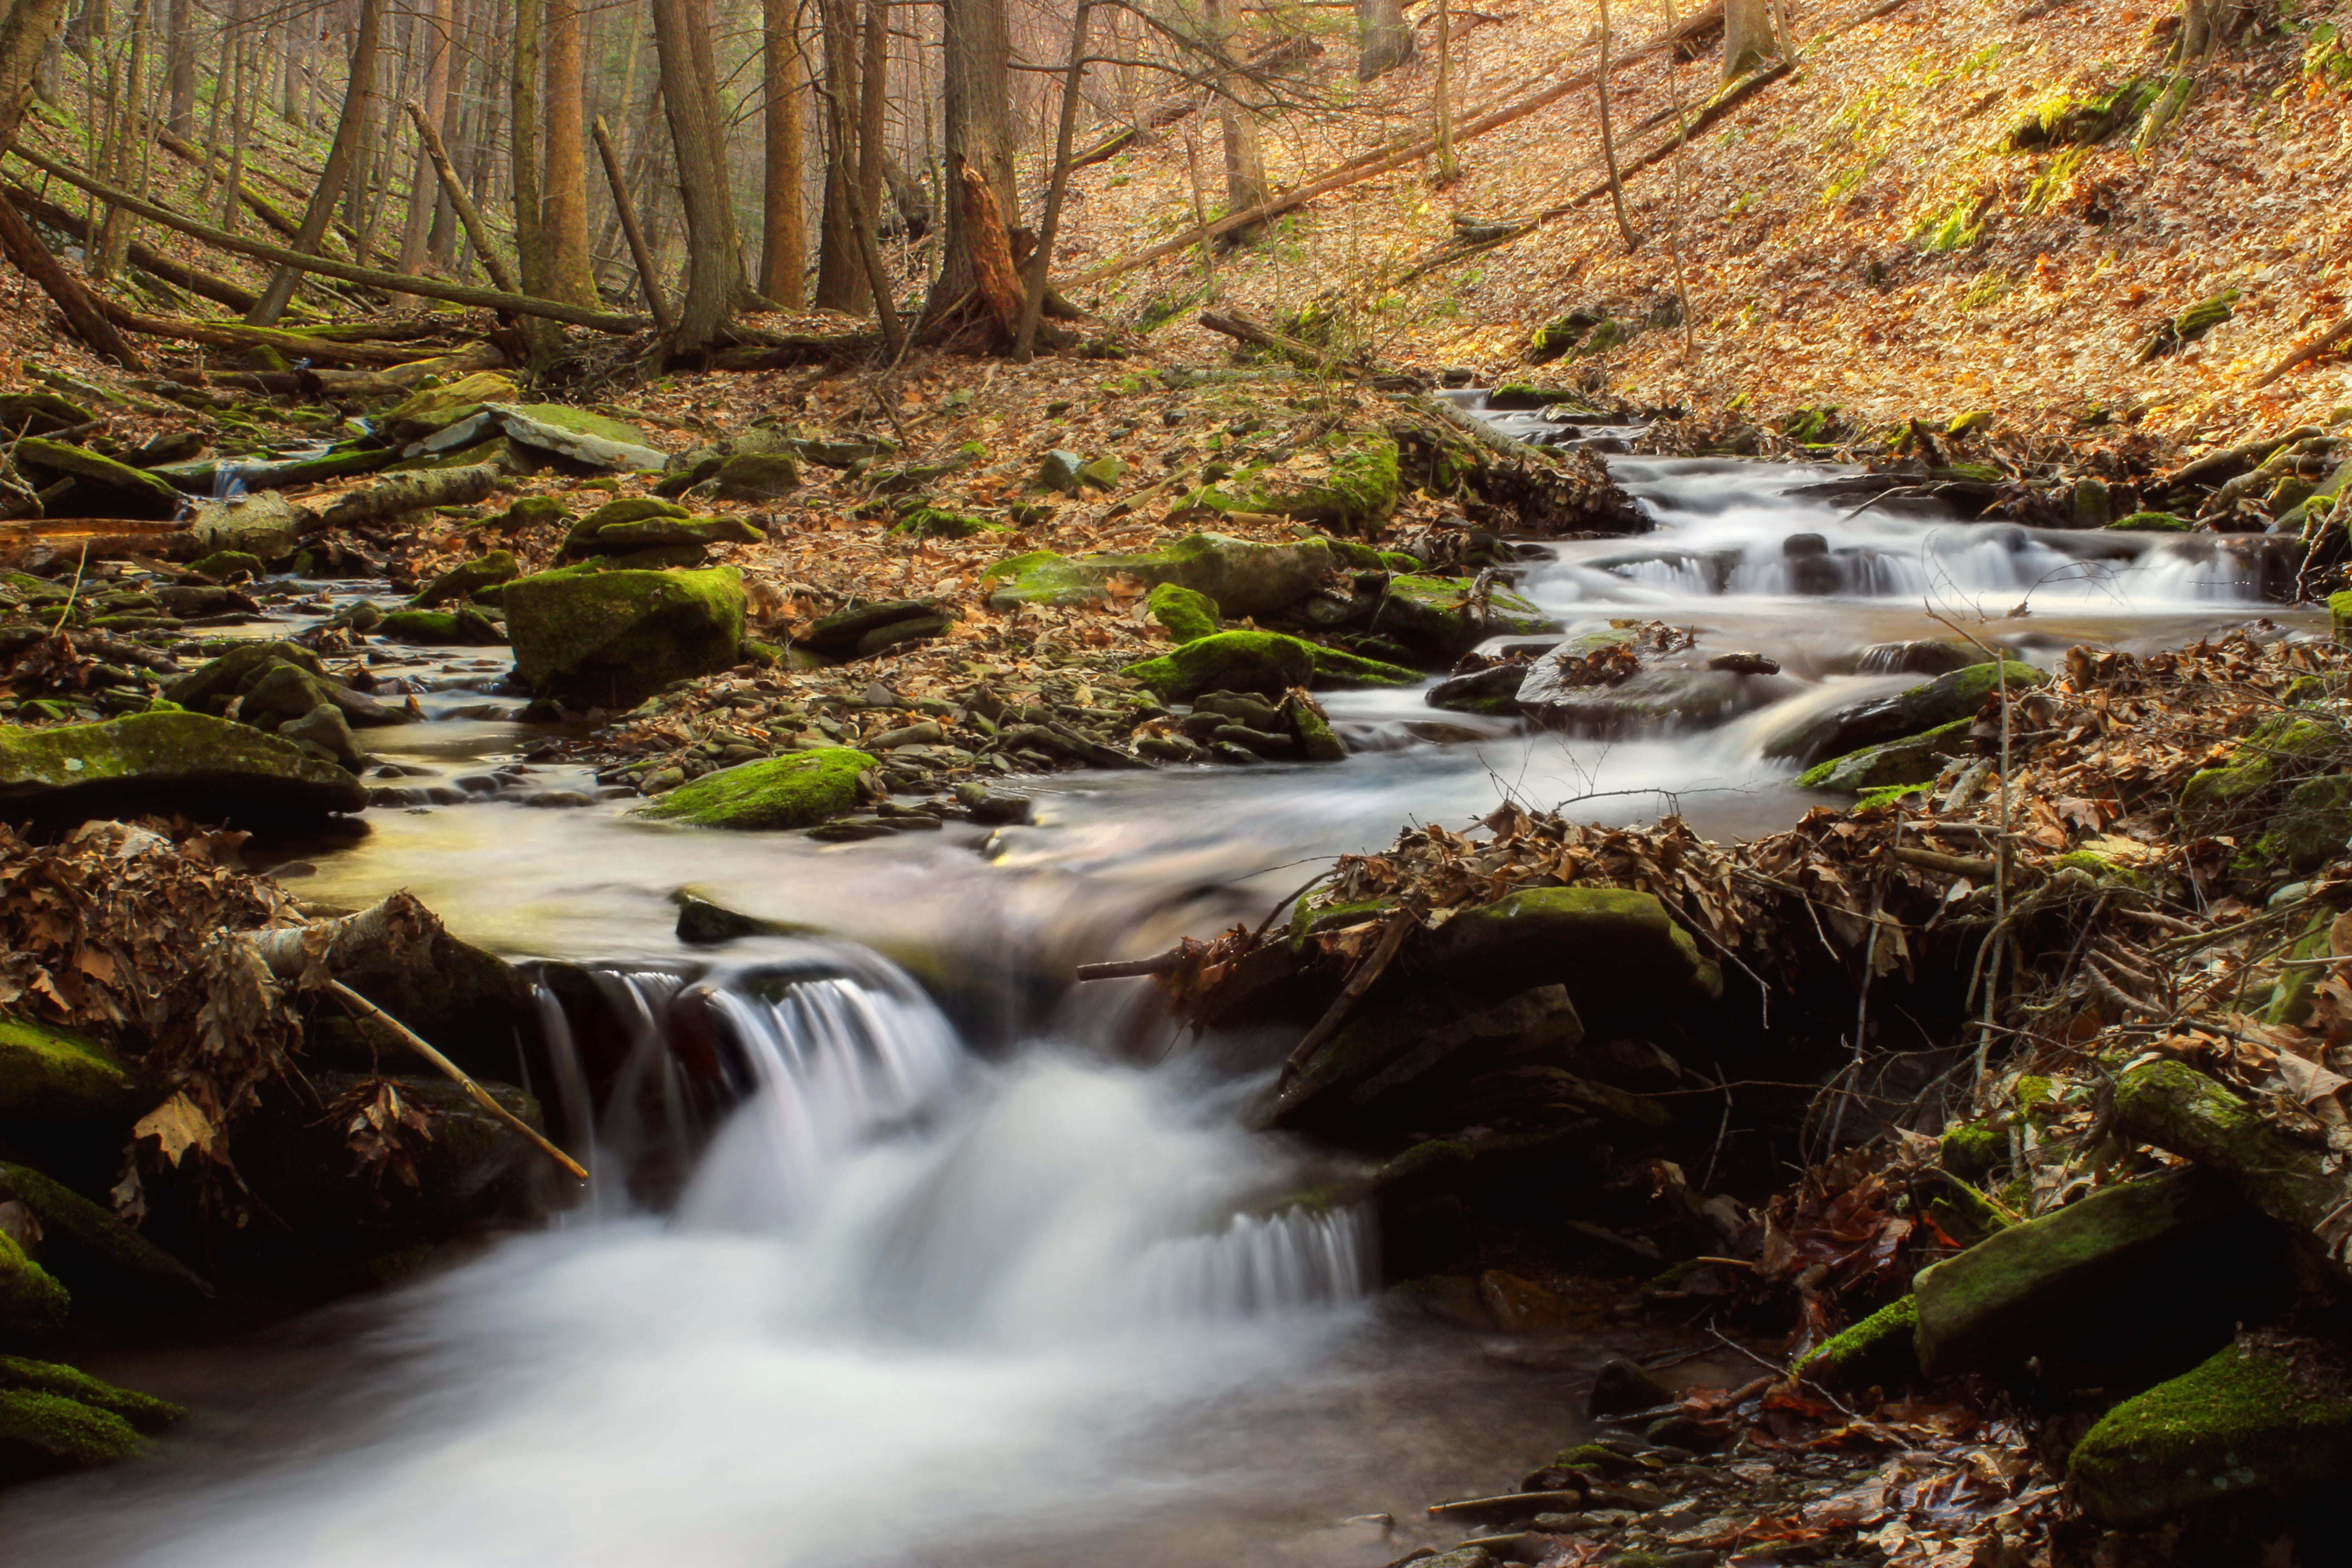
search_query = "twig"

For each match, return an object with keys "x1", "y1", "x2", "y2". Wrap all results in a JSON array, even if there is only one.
[
  {"x1": 326, "y1": 980, "x2": 588, "y2": 1182},
  {"x1": 1280, "y1": 908, "x2": 1416, "y2": 1082}
]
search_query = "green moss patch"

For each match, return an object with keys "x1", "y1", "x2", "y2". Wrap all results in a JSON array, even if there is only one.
[
  {"x1": 632, "y1": 747, "x2": 875, "y2": 831},
  {"x1": 1800, "y1": 1295, "x2": 1919, "y2": 1389},
  {"x1": 0, "y1": 1016, "x2": 141, "y2": 1121}
]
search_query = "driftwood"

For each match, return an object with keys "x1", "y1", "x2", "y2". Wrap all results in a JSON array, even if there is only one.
[
  {"x1": 315, "y1": 463, "x2": 502, "y2": 529},
  {"x1": 0, "y1": 190, "x2": 147, "y2": 368},
  {"x1": 10, "y1": 143, "x2": 651, "y2": 335}
]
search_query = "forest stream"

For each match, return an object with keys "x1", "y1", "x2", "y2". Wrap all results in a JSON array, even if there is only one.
[{"x1": 0, "y1": 396, "x2": 2314, "y2": 1568}]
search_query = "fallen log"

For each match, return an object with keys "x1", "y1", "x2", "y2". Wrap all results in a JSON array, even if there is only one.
[
  {"x1": 3, "y1": 181, "x2": 260, "y2": 312},
  {"x1": 314, "y1": 462, "x2": 502, "y2": 529},
  {"x1": 591, "y1": 114, "x2": 671, "y2": 334},
  {"x1": 0, "y1": 190, "x2": 147, "y2": 368},
  {"x1": 151, "y1": 127, "x2": 304, "y2": 238},
  {"x1": 2250, "y1": 317, "x2": 2352, "y2": 389},
  {"x1": 8, "y1": 143, "x2": 652, "y2": 335},
  {"x1": 0, "y1": 518, "x2": 201, "y2": 561},
  {"x1": 403, "y1": 100, "x2": 516, "y2": 295},
  {"x1": 1198, "y1": 309, "x2": 1347, "y2": 374},
  {"x1": 95, "y1": 299, "x2": 440, "y2": 368}
]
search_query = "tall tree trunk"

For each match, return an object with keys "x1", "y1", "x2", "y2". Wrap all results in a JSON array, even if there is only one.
[
  {"x1": 856, "y1": 0, "x2": 885, "y2": 233},
  {"x1": 1355, "y1": 0, "x2": 1412, "y2": 81},
  {"x1": 247, "y1": 0, "x2": 379, "y2": 324},
  {"x1": 160, "y1": 0, "x2": 191, "y2": 134},
  {"x1": 1722, "y1": 0, "x2": 1777, "y2": 80},
  {"x1": 510, "y1": 0, "x2": 546, "y2": 314},
  {"x1": 541, "y1": 0, "x2": 596, "y2": 302},
  {"x1": 647, "y1": 0, "x2": 744, "y2": 348},
  {"x1": 759, "y1": 0, "x2": 805, "y2": 305},
  {"x1": 397, "y1": 0, "x2": 452, "y2": 276},
  {"x1": 813, "y1": 0, "x2": 864, "y2": 310},
  {"x1": 921, "y1": 0, "x2": 1012, "y2": 321},
  {"x1": 1433, "y1": 0, "x2": 1455, "y2": 182},
  {"x1": 93, "y1": 0, "x2": 146, "y2": 282},
  {"x1": 1207, "y1": 0, "x2": 1265, "y2": 245},
  {"x1": 1597, "y1": 0, "x2": 1635, "y2": 250},
  {"x1": 0, "y1": 0, "x2": 69, "y2": 148}
]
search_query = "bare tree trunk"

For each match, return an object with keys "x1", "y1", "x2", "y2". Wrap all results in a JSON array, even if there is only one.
[
  {"x1": 1355, "y1": 0, "x2": 1412, "y2": 81},
  {"x1": 93, "y1": 0, "x2": 147, "y2": 282},
  {"x1": 247, "y1": 0, "x2": 380, "y2": 324},
  {"x1": 160, "y1": 0, "x2": 191, "y2": 135},
  {"x1": 593, "y1": 111, "x2": 669, "y2": 330},
  {"x1": 1014, "y1": 0, "x2": 1088, "y2": 361},
  {"x1": 541, "y1": 0, "x2": 596, "y2": 302},
  {"x1": 0, "y1": 0, "x2": 70, "y2": 150},
  {"x1": 397, "y1": 0, "x2": 452, "y2": 277},
  {"x1": 1434, "y1": 0, "x2": 1455, "y2": 182},
  {"x1": 1722, "y1": 0, "x2": 1777, "y2": 80},
  {"x1": 1597, "y1": 0, "x2": 1635, "y2": 250},
  {"x1": 921, "y1": 0, "x2": 1012, "y2": 321},
  {"x1": 856, "y1": 0, "x2": 885, "y2": 233},
  {"x1": 647, "y1": 0, "x2": 745, "y2": 348},
  {"x1": 407, "y1": 96, "x2": 514, "y2": 288},
  {"x1": 1207, "y1": 0, "x2": 1265, "y2": 245},
  {"x1": 813, "y1": 0, "x2": 864, "y2": 310},
  {"x1": 759, "y1": 0, "x2": 806, "y2": 305}
]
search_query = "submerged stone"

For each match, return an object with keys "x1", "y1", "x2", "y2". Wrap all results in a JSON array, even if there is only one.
[{"x1": 632, "y1": 747, "x2": 875, "y2": 831}]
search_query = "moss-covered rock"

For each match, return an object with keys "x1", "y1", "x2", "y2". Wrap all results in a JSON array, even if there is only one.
[
  {"x1": 382, "y1": 372, "x2": 521, "y2": 440},
  {"x1": 0, "y1": 1164, "x2": 207, "y2": 1301},
  {"x1": 0, "y1": 1017, "x2": 143, "y2": 1121},
  {"x1": 1912, "y1": 1170, "x2": 2273, "y2": 1383},
  {"x1": 1371, "y1": 574, "x2": 1559, "y2": 662},
  {"x1": 2069, "y1": 1339, "x2": 2352, "y2": 1527},
  {"x1": 593, "y1": 515, "x2": 762, "y2": 551},
  {"x1": 2112, "y1": 1060, "x2": 2347, "y2": 1246},
  {"x1": 1420, "y1": 886, "x2": 1722, "y2": 1029},
  {"x1": 2253, "y1": 773, "x2": 2352, "y2": 873},
  {"x1": 711, "y1": 451, "x2": 802, "y2": 500},
  {"x1": 485, "y1": 494, "x2": 574, "y2": 534},
  {"x1": 1798, "y1": 719, "x2": 1972, "y2": 792},
  {"x1": 2178, "y1": 714, "x2": 2343, "y2": 823},
  {"x1": 1189, "y1": 431, "x2": 1402, "y2": 533},
  {"x1": 504, "y1": 566, "x2": 746, "y2": 710},
  {"x1": 0, "y1": 1357, "x2": 180, "y2": 1435},
  {"x1": 378, "y1": 606, "x2": 507, "y2": 646},
  {"x1": 0, "y1": 1388, "x2": 144, "y2": 1468},
  {"x1": 632, "y1": 747, "x2": 875, "y2": 831},
  {"x1": 1426, "y1": 662, "x2": 1528, "y2": 716},
  {"x1": 1940, "y1": 1122, "x2": 2003, "y2": 1183},
  {"x1": 0, "y1": 1231, "x2": 68, "y2": 1336},
  {"x1": 411, "y1": 550, "x2": 519, "y2": 607},
  {"x1": 1123, "y1": 631, "x2": 1418, "y2": 701},
  {"x1": 1767, "y1": 660, "x2": 2050, "y2": 767},
  {"x1": 985, "y1": 532, "x2": 1335, "y2": 619},
  {"x1": 0, "y1": 711, "x2": 365, "y2": 820},
  {"x1": 186, "y1": 549, "x2": 265, "y2": 580},
  {"x1": 891, "y1": 507, "x2": 1005, "y2": 541},
  {"x1": 2107, "y1": 510, "x2": 2191, "y2": 532},
  {"x1": 1147, "y1": 582, "x2": 1219, "y2": 642},
  {"x1": 1290, "y1": 696, "x2": 1347, "y2": 761},
  {"x1": 1800, "y1": 1295, "x2": 1920, "y2": 1389},
  {"x1": 15, "y1": 437, "x2": 182, "y2": 514},
  {"x1": 562, "y1": 496, "x2": 689, "y2": 557}
]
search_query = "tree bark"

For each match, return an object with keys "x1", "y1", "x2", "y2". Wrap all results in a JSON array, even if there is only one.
[
  {"x1": 1722, "y1": 0, "x2": 1777, "y2": 80},
  {"x1": 921, "y1": 0, "x2": 1013, "y2": 322},
  {"x1": 856, "y1": 0, "x2": 885, "y2": 230},
  {"x1": 813, "y1": 0, "x2": 866, "y2": 311},
  {"x1": 593, "y1": 111, "x2": 671, "y2": 332},
  {"x1": 1014, "y1": 0, "x2": 1088, "y2": 361},
  {"x1": 405, "y1": 96, "x2": 514, "y2": 290},
  {"x1": 510, "y1": 0, "x2": 547, "y2": 351},
  {"x1": 397, "y1": 0, "x2": 452, "y2": 279},
  {"x1": 1206, "y1": 0, "x2": 1267, "y2": 244},
  {"x1": 0, "y1": 190, "x2": 146, "y2": 366},
  {"x1": 540, "y1": 0, "x2": 597, "y2": 303},
  {"x1": 647, "y1": 0, "x2": 746, "y2": 349},
  {"x1": 759, "y1": 0, "x2": 807, "y2": 306},
  {"x1": 161, "y1": 0, "x2": 192, "y2": 136},
  {"x1": 1597, "y1": 0, "x2": 1635, "y2": 250},
  {"x1": 247, "y1": 0, "x2": 381, "y2": 325},
  {"x1": 1355, "y1": 0, "x2": 1413, "y2": 81}
]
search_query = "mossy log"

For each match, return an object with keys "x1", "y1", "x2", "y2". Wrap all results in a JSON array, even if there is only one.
[{"x1": 315, "y1": 463, "x2": 503, "y2": 529}]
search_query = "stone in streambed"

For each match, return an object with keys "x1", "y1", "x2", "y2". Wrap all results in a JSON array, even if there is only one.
[
  {"x1": 185, "y1": 490, "x2": 309, "y2": 560},
  {"x1": 280, "y1": 703, "x2": 366, "y2": 770},
  {"x1": 1427, "y1": 662, "x2": 1528, "y2": 716},
  {"x1": 1857, "y1": 639, "x2": 1991, "y2": 676},
  {"x1": 1523, "y1": 666, "x2": 1797, "y2": 735},
  {"x1": 411, "y1": 550, "x2": 519, "y2": 607},
  {"x1": 562, "y1": 496, "x2": 691, "y2": 557},
  {"x1": 0, "y1": 712, "x2": 365, "y2": 821},
  {"x1": 0, "y1": 1018, "x2": 145, "y2": 1122},
  {"x1": 381, "y1": 372, "x2": 522, "y2": 441},
  {"x1": 503, "y1": 566, "x2": 745, "y2": 710},
  {"x1": 377, "y1": 606, "x2": 507, "y2": 646},
  {"x1": 2068, "y1": 1337, "x2": 2352, "y2": 1527},
  {"x1": 1764, "y1": 659, "x2": 2049, "y2": 768},
  {"x1": 985, "y1": 533, "x2": 1336, "y2": 619},
  {"x1": 1372, "y1": 574, "x2": 1559, "y2": 662},
  {"x1": 1911, "y1": 1168, "x2": 2284, "y2": 1385},
  {"x1": 1798, "y1": 719, "x2": 1972, "y2": 793},
  {"x1": 1123, "y1": 631, "x2": 1418, "y2": 702},
  {"x1": 163, "y1": 640, "x2": 322, "y2": 712},
  {"x1": 1418, "y1": 886, "x2": 1722, "y2": 1029},
  {"x1": 631, "y1": 747, "x2": 875, "y2": 831},
  {"x1": 1588, "y1": 1355, "x2": 1676, "y2": 1417}
]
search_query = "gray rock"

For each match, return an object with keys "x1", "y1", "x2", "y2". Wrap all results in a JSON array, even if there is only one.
[
  {"x1": 280, "y1": 702, "x2": 366, "y2": 770},
  {"x1": 0, "y1": 712, "x2": 366, "y2": 821},
  {"x1": 1764, "y1": 660, "x2": 2049, "y2": 767},
  {"x1": 1522, "y1": 666, "x2": 1798, "y2": 736}
]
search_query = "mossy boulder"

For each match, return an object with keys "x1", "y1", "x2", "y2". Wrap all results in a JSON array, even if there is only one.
[
  {"x1": 711, "y1": 451, "x2": 802, "y2": 499},
  {"x1": 14, "y1": 438, "x2": 182, "y2": 515},
  {"x1": 187, "y1": 549, "x2": 265, "y2": 580},
  {"x1": 0, "y1": 1017, "x2": 143, "y2": 1121},
  {"x1": 1191, "y1": 431, "x2": 1402, "y2": 532},
  {"x1": 632, "y1": 747, "x2": 875, "y2": 831},
  {"x1": 2107, "y1": 510, "x2": 2191, "y2": 532},
  {"x1": 563, "y1": 496, "x2": 688, "y2": 554},
  {"x1": 186, "y1": 490, "x2": 309, "y2": 559},
  {"x1": 378, "y1": 606, "x2": 507, "y2": 646},
  {"x1": 1147, "y1": 582, "x2": 1220, "y2": 642},
  {"x1": 593, "y1": 515, "x2": 762, "y2": 551},
  {"x1": 1766, "y1": 660, "x2": 2049, "y2": 768},
  {"x1": 2253, "y1": 773, "x2": 2352, "y2": 873},
  {"x1": 1372, "y1": 574, "x2": 1559, "y2": 662},
  {"x1": 2069, "y1": 1339, "x2": 2352, "y2": 1527},
  {"x1": 504, "y1": 566, "x2": 746, "y2": 710},
  {"x1": 1426, "y1": 662, "x2": 1529, "y2": 716},
  {"x1": 162, "y1": 639, "x2": 322, "y2": 712},
  {"x1": 1912, "y1": 1169, "x2": 2280, "y2": 1385},
  {"x1": 1122, "y1": 631, "x2": 1417, "y2": 701},
  {"x1": 1799, "y1": 1295, "x2": 1920, "y2": 1390},
  {"x1": 2178, "y1": 714, "x2": 2342, "y2": 823},
  {"x1": 412, "y1": 550, "x2": 519, "y2": 607},
  {"x1": 0, "y1": 1163, "x2": 208, "y2": 1303},
  {"x1": 382, "y1": 371, "x2": 522, "y2": 440},
  {"x1": 0, "y1": 1357, "x2": 179, "y2": 1437},
  {"x1": 0, "y1": 1231, "x2": 68, "y2": 1337},
  {"x1": 0, "y1": 1388, "x2": 145, "y2": 1469},
  {"x1": 1940, "y1": 1122, "x2": 2003, "y2": 1183},
  {"x1": 891, "y1": 506, "x2": 1005, "y2": 541},
  {"x1": 0, "y1": 711, "x2": 366, "y2": 821},
  {"x1": 985, "y1": 532, "x2": 1334, "y2": 619},
  {"x1": 1418, "y1": 886, "x2": 1722, "y2": 1030},
  {"x1": 1798, "y1": 719, "x2": 1972, "y2": 793}
]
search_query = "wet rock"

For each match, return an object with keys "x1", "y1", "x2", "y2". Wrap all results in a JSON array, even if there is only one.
[
  {"x1": 163, "y1": 640, "x2": 320, "y2": 711},
  {"x1": 504, "y1": 566, "x2": 746, "y2": 709},
  {"x1": 0, "y1": 711, "x2": 365, "y2": 822},
  {"x1": 1291, "y1": 696, "x2": 1348, "y2": 761},
  {"x1": 1589, "y1": 1355, "x2": 1677, "y2": 1417},
  {"x1": 186, "y1": 490, "x2": 309, "y2": 560},
  {"x1": 185, "y1": 549, "x2": 265, "y2": 580},
  {"x1": 985, "y1": 532, "x2": 1336, "y2": 619},
  {"x1": 952, "y1": 782, "x2": 1031, "y2": 823},
  {"x1": 1855, "y1": 639, "x2": 1990, "y2": 676},
  {"x1": 1258, "y1": 984, "x2": 1584, "y2": 1132},
  {"x1": 0, "y1": 1164, "x2": 208, "y2": 1303},
  {"x1": 1524, "y1": 667, "x2": 1797, "y2": 736},
  {"x1": 1913, "y1": 1169, "x2": 2282, "y2": 1383},
  {"x1": 1798, "y1": 1295, "x2": 1919, "y2": 1389},
  {"x1": 0, "y1": 1018, "x2": 144, "y2": 1121},
  {"x1": 632, "y1": 747, "x2": 875, "y2": 831},
  {"x1": 1147, "y1": 582, "x2": 1219, "y2": 643},
  {"x1": 1764, "y1": 660, "x2": 2050, "y2": 768},
  {"x1": 1427, "y1": 662, "x2": 1528, "y2": 716},
  {"x1": 1372, "y1": 574, "x2": 1560, "y2": 662},
  {"x1": 1420, "y1": 887, "x2": 1722, "y2": 1029},
  {"x1": 1797, "y1": 719, "x2": 1971, "y2": 793},
  {"x1": 412, "y1": 550, "x2": 519, "y2": 607},
  {"x1": 378, "y1": 606, "x2": 507, "y2": 646},
  {"x1": 280, "y1": 702, "x2": 366, "y2": 770},
  {"x1": 2068, "y1": 1336, "x2": 2352, "y2": 1527},
  {"x1": 2113, "y1": 1060, "x2": 2350, "y2": 1265},
  {"x1": 0, "y1": 1231, "x2": 67, "y2": 1337},
  {"x1": 711, "y1": 451, "x2": 801, "y2": 500}
]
